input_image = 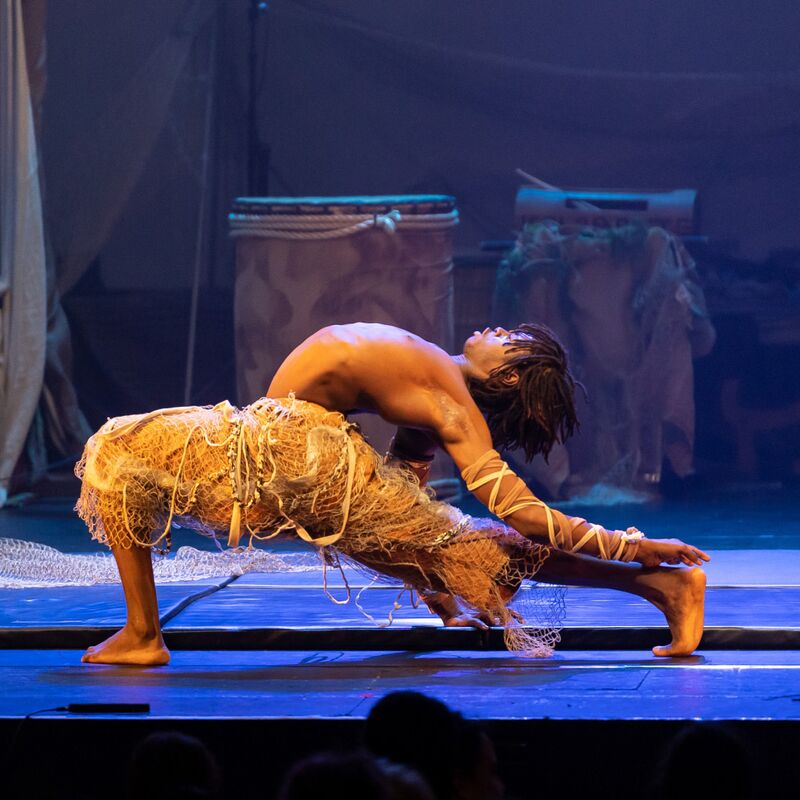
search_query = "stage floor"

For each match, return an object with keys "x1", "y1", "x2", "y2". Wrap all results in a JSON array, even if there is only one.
[
  {"x1": 1, "y1": 554, "x2": 800, "y2": 653},
  {"x1": 2, "y1": 648, "x2": 800, "y2": 721},
  {"x1": 1, "y1": 489, "x2": 799, "y2": 714},
  {"x1": 1, "y1": 489, "x2": 799, "y2": 799},
  {"x1": 1, "y1": 490, "x2": 799, "y2": 642}
]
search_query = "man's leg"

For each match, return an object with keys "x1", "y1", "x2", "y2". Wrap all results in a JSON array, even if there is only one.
[
  {"x1": 82, "y1": 542, "x2": 170, "y2": 666},
  {"x1": 530, "y1": 550, "x2": 706, "y2": 657}
]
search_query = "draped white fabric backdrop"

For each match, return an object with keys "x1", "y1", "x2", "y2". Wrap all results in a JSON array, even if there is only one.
[{"x1": 0, "y1": 0, "x2": 47, "y2": 505}]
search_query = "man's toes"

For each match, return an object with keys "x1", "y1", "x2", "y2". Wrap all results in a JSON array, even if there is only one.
[
  {"x1": 653, "y1": 641, "x2": 694, "y2": 657},
  {"x1": 653, "y1": 644, "x2": 683, "y2": 657}
]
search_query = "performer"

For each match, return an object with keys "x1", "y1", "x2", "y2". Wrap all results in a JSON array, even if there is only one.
[{"x1": 76, "y1": 323, "x2": 708, "y2": 665}]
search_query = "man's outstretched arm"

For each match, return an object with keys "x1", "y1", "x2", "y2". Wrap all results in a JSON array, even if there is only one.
[{"x1": 439, "y1": 408, "x2": 710, "y2": 567}]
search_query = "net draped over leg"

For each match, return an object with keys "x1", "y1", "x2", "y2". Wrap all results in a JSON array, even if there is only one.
[{"x1": 76, "y1": 397, "x2": 564, "y2": 655}]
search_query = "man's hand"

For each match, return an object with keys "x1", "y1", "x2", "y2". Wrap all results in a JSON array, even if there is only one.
[
  {"x1": 443, "y1": 612, "x2": 492, "y2": 631},
  {"x1": 634, "y1": 538, "x2": 711, "y2": 568},
  {"x1": 421, "y1": 589, "x2": 498, "y2": 630}
]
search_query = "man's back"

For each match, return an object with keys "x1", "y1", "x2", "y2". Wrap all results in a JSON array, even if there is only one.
[{"x1": 266, "y1": 322, "x2": 483, "y2": 440}]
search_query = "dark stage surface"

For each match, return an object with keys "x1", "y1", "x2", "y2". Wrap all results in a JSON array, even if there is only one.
[
  {"x1": 3, "y1": 648, "x2": 800, "y2": 721},
  {"x1": 1, "y1": 488, "x2": 799, "y2": 798}
]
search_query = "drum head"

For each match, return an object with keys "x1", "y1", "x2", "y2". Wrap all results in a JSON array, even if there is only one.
[{"x1": 231, "y1": 195, "x2": 456, "y2": 217}]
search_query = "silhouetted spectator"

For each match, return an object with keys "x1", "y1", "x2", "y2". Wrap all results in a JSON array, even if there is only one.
[
  {"x1": 651, "y1": 722, "x2": 753, "y2": 799},
  {"x1": 126, "y1": 730, "x2": 222, "y2": 800},
  {"x1": 278, "y1": 750, "x2": 389, "y2": 800},
  {"x1": 452, "y1": 717, "x2": 504, "y2": 800},
  {"x1": 376, "y1": 758, "x2": 436, "y2": 800},
  {"x1": 365, "y1": 691, "x2": 462, "y2": 799}
]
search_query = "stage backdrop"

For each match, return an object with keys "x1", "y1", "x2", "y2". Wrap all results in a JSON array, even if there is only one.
[
  {"x1": 30, "y1": 1, "x2": 800, "y2": 486},
  {"x1": 41, "y1": 0, "x2": 800, "y2": 295}
]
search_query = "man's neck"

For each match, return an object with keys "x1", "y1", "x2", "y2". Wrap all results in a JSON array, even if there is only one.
[{"x1": 451, "y1": 354, "x2": 471, "y2": 383}]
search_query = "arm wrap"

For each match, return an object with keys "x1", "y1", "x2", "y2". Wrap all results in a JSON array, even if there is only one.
[
  {"x1": 383, "y1": 436, "x2": 433, "y2": 484},
  {"x1": 388, "y1": 430, "x2": 436, "y2": 464},
  {"x1": 461, "y1": 450, "x2": 644, "y2": 562},
  {"x1": 386, "y1": 430, "x2": 436, "y2": 483}
]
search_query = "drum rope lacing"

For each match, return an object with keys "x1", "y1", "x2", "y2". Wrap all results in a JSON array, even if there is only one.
[{"x1": 229, "y1": 209, "x2": 459, "y2": 240}]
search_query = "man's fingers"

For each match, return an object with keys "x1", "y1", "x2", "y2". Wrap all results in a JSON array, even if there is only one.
[{"x1": 682, "y1": 547, "x2": 710, "y2": 566}]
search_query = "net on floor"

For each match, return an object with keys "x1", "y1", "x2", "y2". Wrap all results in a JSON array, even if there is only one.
[
  {"x1": 0, "y1": 537, "x2": 318, "y2": 588},
  {"x1": 75, "y1": 396, "x2": 565, "y2": 656}
]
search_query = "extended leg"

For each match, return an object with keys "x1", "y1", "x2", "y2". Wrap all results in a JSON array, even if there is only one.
[
  {"x1": 82, "y1": 543, "x2": 170, "y2": 666},
  {"x1": 531, "y1": 550, "x2": 706, "y2": 656}
]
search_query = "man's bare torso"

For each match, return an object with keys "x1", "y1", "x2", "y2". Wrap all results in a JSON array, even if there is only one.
[
  {"x1": 266, "y1": 323, "x2": 486, "y2": 452},
  {"x1": 265, "y1": 322, "x2": 564, "y2": 543}
]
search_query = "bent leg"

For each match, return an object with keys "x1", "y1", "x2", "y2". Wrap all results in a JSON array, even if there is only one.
[
  {"x1": 82, "y1": 543, "x2": 170, "y2": 666},
  {"x1": 534, "y1": 550, "x2": 706, "y2": 657}
]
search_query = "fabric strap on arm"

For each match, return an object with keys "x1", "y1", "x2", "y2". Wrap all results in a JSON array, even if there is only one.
[
  {"x1": 461, "y1": 450, "x2": 644, "y2": 562},
  {"x1": 461, "y1": 450, "x2": 557, "y2": 541}
]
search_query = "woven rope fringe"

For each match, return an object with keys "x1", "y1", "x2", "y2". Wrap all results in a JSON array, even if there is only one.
[{"x1": 229, "y1": 209, "x2": 459, "y2": 240}]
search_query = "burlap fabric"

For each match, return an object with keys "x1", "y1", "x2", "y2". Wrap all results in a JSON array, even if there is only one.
[
  {"x1": 494, "y1": 223, "x2": 716, "y2": 498},
  {"x1": 76, "y1": 397, "x2": 562, "y2": 655}
]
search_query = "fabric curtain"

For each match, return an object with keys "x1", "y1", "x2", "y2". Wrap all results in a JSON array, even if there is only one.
[
  {"x1": 24, "y1": 0, "x2": 92, "y2": 482},
  {"x1": 0, "y1": 0, "x2": 220, "y2": 500},
  {"x1": 0, "y1": 0, "x2": 47, "y2": 505},
  {"x1": 49, "y1": 0, "x2": 218, "y2": 296},
  {"x1": 493, "y1": 224, "x2": 716, "y2": 499},
  {"x1": 257, "y1": 1, "x2": 800, "y2": 261}
]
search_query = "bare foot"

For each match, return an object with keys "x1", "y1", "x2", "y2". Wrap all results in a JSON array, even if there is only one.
[
  {"x1": 82, "y1": 625, "x2": 170, "y2": 666},
  {"x1": 444, "y1": 613, "x2": 490, "y2": 630},
  {"x1": 644, "y1": 567, "x2": 706, "y2": 657}
]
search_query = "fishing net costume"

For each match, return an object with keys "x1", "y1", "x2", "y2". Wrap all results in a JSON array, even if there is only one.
[{"x1": 75, "y1": 396, "x2": 563, "y2": 655}]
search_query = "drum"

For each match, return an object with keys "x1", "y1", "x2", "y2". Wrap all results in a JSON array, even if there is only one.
[{"x1": 229, "y1": 195, "x2": 460, "y2": 496}]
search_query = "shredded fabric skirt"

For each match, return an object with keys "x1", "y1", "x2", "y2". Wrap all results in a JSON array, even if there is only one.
[{"x1": 75, "y1": 396, "x2": 565, "y2": 655}]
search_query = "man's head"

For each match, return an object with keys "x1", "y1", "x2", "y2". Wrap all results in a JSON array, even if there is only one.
[{"x1": 464, "y1": 323, "x2": 580, "y2": 462}]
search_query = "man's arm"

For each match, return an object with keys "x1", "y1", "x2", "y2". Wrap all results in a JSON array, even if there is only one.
[{"x1": 437, "y1": 405, "x2": 709, "y2": 567}]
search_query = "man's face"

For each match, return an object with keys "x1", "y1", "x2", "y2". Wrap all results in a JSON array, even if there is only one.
[{"x1": 463, "y1": 327, "x2": 524, "y2": 379}]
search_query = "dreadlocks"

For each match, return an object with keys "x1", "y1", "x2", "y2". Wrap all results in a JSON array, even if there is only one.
[{"x1": 467, "y1": 323, "x2": 581, "y2": 462}]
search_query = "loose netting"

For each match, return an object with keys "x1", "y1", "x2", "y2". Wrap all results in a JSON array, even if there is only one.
[
  {"x1": 333, "y1": 515, "x2": 566, "y2": 656},
  {"x1": 75, "y1": 396, "x2": 566, "y2": 655},
  {"x1": 0, "y1": 538, "x2": 319, "y2": 588}
]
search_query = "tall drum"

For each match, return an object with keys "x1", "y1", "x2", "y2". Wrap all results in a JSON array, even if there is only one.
[{"x1": 229, "y1": 195, "x2": 459, "y2": 495}]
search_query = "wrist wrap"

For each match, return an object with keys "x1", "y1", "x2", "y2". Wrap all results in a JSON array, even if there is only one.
[{"x1": 461, "y1": 450, "x2": 644, "y2": 561}]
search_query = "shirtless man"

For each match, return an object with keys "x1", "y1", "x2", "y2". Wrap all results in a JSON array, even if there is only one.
[{"x1": 80, "y1": 322, "x2": 709, "y2": 666}]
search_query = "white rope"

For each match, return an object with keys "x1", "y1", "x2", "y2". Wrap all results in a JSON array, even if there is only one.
[{"x1": 229, "y1": 209, "x2": 459, "y2": 240}]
